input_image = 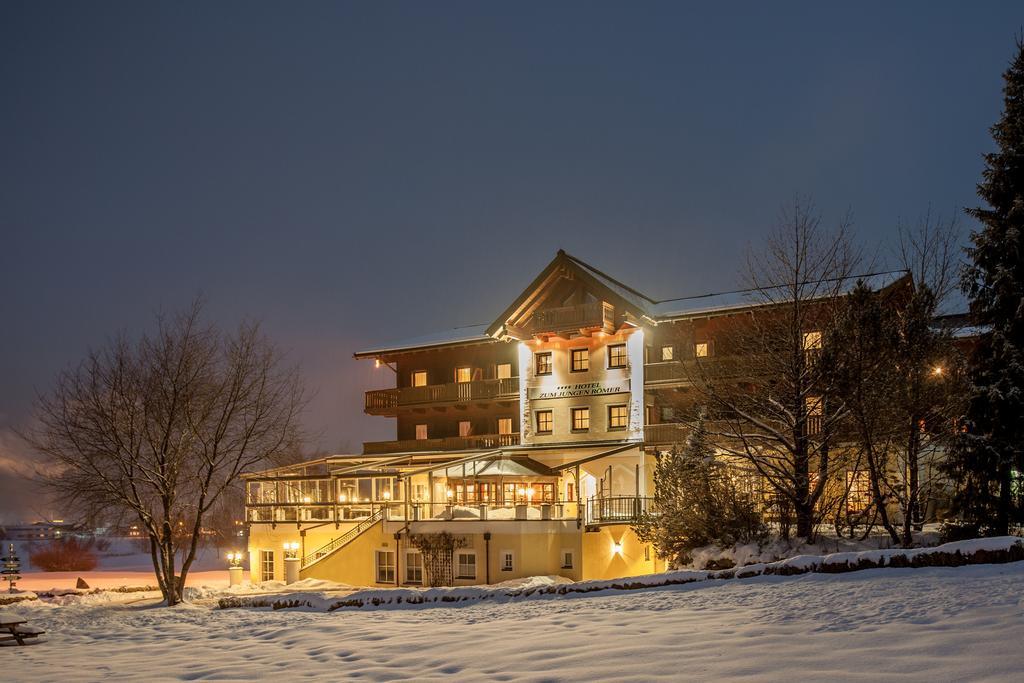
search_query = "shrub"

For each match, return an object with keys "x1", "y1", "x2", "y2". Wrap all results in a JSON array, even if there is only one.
[{"x1": 29, "y1": 537, "x2": 98, "y2": 571}]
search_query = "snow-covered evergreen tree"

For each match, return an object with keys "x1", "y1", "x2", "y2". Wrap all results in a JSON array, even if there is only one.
[
  {"x1": 633, "y1": 415, "x2": 766, "y2": 565},
  {"x1": 951, "y1": 37, "x2": 1024, "y2": 534}
]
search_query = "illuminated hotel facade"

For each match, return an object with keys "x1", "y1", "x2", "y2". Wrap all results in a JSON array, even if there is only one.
[{"x1": 244, "y1": 250, "x2": 907, "y2": 586}]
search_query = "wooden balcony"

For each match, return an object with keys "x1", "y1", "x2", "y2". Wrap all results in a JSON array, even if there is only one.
[
  {"x1": 363, "y1": 432, "x2": 521, "y2": 455},
  {"x1": 525, "y1": 301, "x2": 615, "y2": 337},
  {"x1": 643, "y1": 357, "x2": 748, "y2": 386},
  {"x1": 364, "y1": 377, "x2": 519, "y2": 416},
  {"x1": 644, "y1": 423, "x2": 691, "y2": 446}
]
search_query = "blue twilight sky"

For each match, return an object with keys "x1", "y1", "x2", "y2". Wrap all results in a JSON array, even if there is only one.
[{"x1": 1, "y1": 2, "x2": 1021, "y2": 519}]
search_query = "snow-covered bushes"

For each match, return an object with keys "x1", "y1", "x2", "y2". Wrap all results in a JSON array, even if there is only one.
[{"x1": 29, "y1": 537, "x2": 98, "y2": 572}]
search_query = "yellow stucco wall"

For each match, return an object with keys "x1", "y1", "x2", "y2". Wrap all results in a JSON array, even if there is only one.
[{"x1": 580, "y1": 525, "x2": 665, "y2": 580}]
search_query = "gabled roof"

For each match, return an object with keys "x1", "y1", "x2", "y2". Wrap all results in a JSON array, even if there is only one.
[
  {"x1": 486, "y1": 249, "x2": 657, "y2": 338},
  {"x1": 354, "y1": 249, "x2": 913, "y2": 357}
]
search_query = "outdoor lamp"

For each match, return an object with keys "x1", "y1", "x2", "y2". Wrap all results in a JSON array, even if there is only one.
[
  {"x1": 611, "y1": 541, "x2": 623, "y2": 555},
  {"x1": 383, "y1": 490, "x2": 391, "y2": 501},
  {"x1": 446, "y1": 488, "x2": 453, "y2": 499},
  {"x1": 226, "y1": 551, "x2": 243, "y2": 567},
  {"x1": 283, "y1": 541, "x2": 300, "y2": 559}
]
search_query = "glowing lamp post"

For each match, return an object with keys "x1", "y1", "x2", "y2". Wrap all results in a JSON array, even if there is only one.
[
  {"x1": 226, "y1": 551, "x2": 244, "y2": 586},
  {"x1": 283, "y1": 541, "x2": 301, "y2": 585}
]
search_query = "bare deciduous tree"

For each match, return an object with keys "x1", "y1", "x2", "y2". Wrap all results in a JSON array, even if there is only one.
[
  {"x1": 26, "y1": 301, "x2": 305, "y2": 605},
  {"x1": 691, "y1": 198, "x2": 862, "y2": 541}
]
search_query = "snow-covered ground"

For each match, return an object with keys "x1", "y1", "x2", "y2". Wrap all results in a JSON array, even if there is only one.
[{"x1": 5, "y1": 558, "x2": 1024, "y2": 681}]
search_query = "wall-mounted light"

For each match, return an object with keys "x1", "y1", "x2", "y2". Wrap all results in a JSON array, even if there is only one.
[
  {"x1": 226, "y1": 551, "x2": 243, "y2": 567},
  {"x1": 382, "y1": 490, "x2": 392, "y2": 501},
  {"x1": 283, "y1": 541, "x2": 300, "y2": 559},
  {"x1": 611, "y1": 541, "x2": 623, "y2": 555},
  {"x1": 338, "y1": 493, "x2": 347, "y2": 503}
]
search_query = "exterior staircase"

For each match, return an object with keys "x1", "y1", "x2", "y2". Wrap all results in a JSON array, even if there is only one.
[{"x1": 301, "y1": 508, "x2": 384, "y2": 570}]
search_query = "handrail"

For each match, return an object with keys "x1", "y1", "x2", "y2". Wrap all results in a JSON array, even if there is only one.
[{"x1": 301, "y1": 508, "x2": 384, "y2": 569}]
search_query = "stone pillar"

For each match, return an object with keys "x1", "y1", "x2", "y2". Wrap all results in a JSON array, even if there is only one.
[
  {"x1": 284, "y1": 556, "x2": 300, "y2": 584},
  {"x1": 228, "y1": 566, "x2": 244, "y2": 587}
]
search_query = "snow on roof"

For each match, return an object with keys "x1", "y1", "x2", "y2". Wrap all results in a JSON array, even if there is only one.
[
  {"x1": 355, "y1": 255, "x2": 909, "y2": 356},
  {"x1": 354, "y1": 323, "x2": 493, "y2": 357},
  {"x1": 651, "y1": 271, "x2": 907, "y2": 320}
]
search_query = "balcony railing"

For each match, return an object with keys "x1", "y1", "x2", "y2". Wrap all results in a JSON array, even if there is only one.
[
  {"x1": 526, "y1": 301, "x2": 615, "y2": 336},
  {"x1": 246, "y1": 498, "x2": 580, "y2": 525},
  {"x1": 363, "y1": 432, "x2": 521, "y2": 455},
  {"x1": 585, "y1": 496, "x2": 657, "y2": 525},
  {"x1": 644, "y1": 423, "x2": 690, "y2": 445},
  {"x1": 643, "y1": 357, "x2": 748, "y2": 385},
  {"x1": 365, "y1": 377, "x2": 519, "y2": 415}
]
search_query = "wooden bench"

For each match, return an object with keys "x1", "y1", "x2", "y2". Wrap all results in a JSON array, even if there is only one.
[{"x1": 0, "y1": 612, "x2": 45, "y2": 646}]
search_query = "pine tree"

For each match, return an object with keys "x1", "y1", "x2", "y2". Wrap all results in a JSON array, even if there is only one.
[
  {"x1": 632, "y1": 415, "x2": 766, "y2": 565},
  {"x1": 953, "y1": 37, "x2": 1024, "y2": 534}
]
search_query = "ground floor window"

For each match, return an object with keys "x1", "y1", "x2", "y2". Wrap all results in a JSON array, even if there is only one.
[
  {"x1": 376, "y1": 550, "x2": 395, "y2": 583},
  {"x1": 456, "y1": 551, "x2": 476, "y2": 579},
  {"x1": 405, "y1": 551, "x2": 423, "y2": 584},
  {"x1": 501, "y1": 550, "x2": 513, "y2": 572},
  {"x1": 561, "y1": 549, "x2": 574, "y2": 570},
  {"x1": 260, "y1": 550, "x2": 275, "y2": 582}
]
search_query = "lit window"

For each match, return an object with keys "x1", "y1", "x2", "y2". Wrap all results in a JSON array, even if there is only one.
[
  {"x1": 561, "y1": 550, "x2": 574, "y2": 569},
  {"x1": 536, "y1": 410, "x2": 553, "y2": 434},
  {"x1": 497, "y1": 417, "x2": 513, "y2": 435},
  {"x1": 456, "y1": 552, "x2": 476, "y2": 579},
  {"x1": 572, "y1": 407, "x2": 590, "y2": 431},
  {"x1": 608, "y1": 344, "x2": 627, "y2": 368},
  {"x1": 846, "y1": 471, "x2": 871, "y2": 514},
  {"x1": 412, "y1": 371, "x2": 428, "y2": 387},
  {"x1": 376, "y1": 550, "x2": 395, "y2": 583},
  {"x1": 608, "y1": 405, "x2": 628, "y2": 430},
  {"x1": 405, "y1": 551, "x2": 423, "y2": 584},
  {"x1": 805, "y1": 396, "x2": 822, "y2": 435},
  {"x1": 501, "y1": 551, "x2": 513, "y2": 572},
  {"x1": 455, "y1": 367, "x2": 472, "y2": 383},
  {"x1": 496, "y1": 363, "x2": 512, "y2": 379},
  {"x1": 802, "y1": 331, "x2": 822, "y2": 351},
  {"x1": 260, "y1": 550, "x2": 275, "y2": 582},
  {"x1": 535, "y1": 352, "x2": 552, "y2": 375},
  {"x1": 459, "y1": 421, "x2": 472, "y2": 437},
  {"x1": 660, "y1": 406, "x2": 674, "y2": 422},
  {"x1": 415, "y1": 424, "x2": 428, "y2": 440},
  {"x1": 571, "y1": 348, "x2": 589, "y2": 372},
  {"x1": 695, "y1": 342, "x2": 709, "y2": 358},
  {"x1": 661, "y1": 345, "x2": 674, "y2": 361}
]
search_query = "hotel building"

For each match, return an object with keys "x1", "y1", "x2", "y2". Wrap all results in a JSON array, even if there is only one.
[{"x1": 244, "y1": 250, "x2": 911, "y2": 586}]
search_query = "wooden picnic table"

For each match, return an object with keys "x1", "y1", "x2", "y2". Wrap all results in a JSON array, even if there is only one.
[{"x1": 0, "y1": 611, "x2": 44, "y2": 646}]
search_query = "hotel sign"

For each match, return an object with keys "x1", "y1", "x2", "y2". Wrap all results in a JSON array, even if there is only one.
[{"x1": 529, "y1": 380, "x2": 630, "y2": 400}]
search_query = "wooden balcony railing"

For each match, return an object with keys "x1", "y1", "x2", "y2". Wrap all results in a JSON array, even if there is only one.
[
  {"x1": 363, "y1": 432, "x2": 521, "y2": 455},
  {"x1": 643, "y1": 357, "x2": 749, "y2": 385},
  {"x1": 527, "y1": 301, "x2": 615, "y2": 336},
  {"x1": 644, "y1": 423, "x2": 691, "y2": 446},
  {"x1": 365, "y1": 377, "x2": 519, "y2": 415}
]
